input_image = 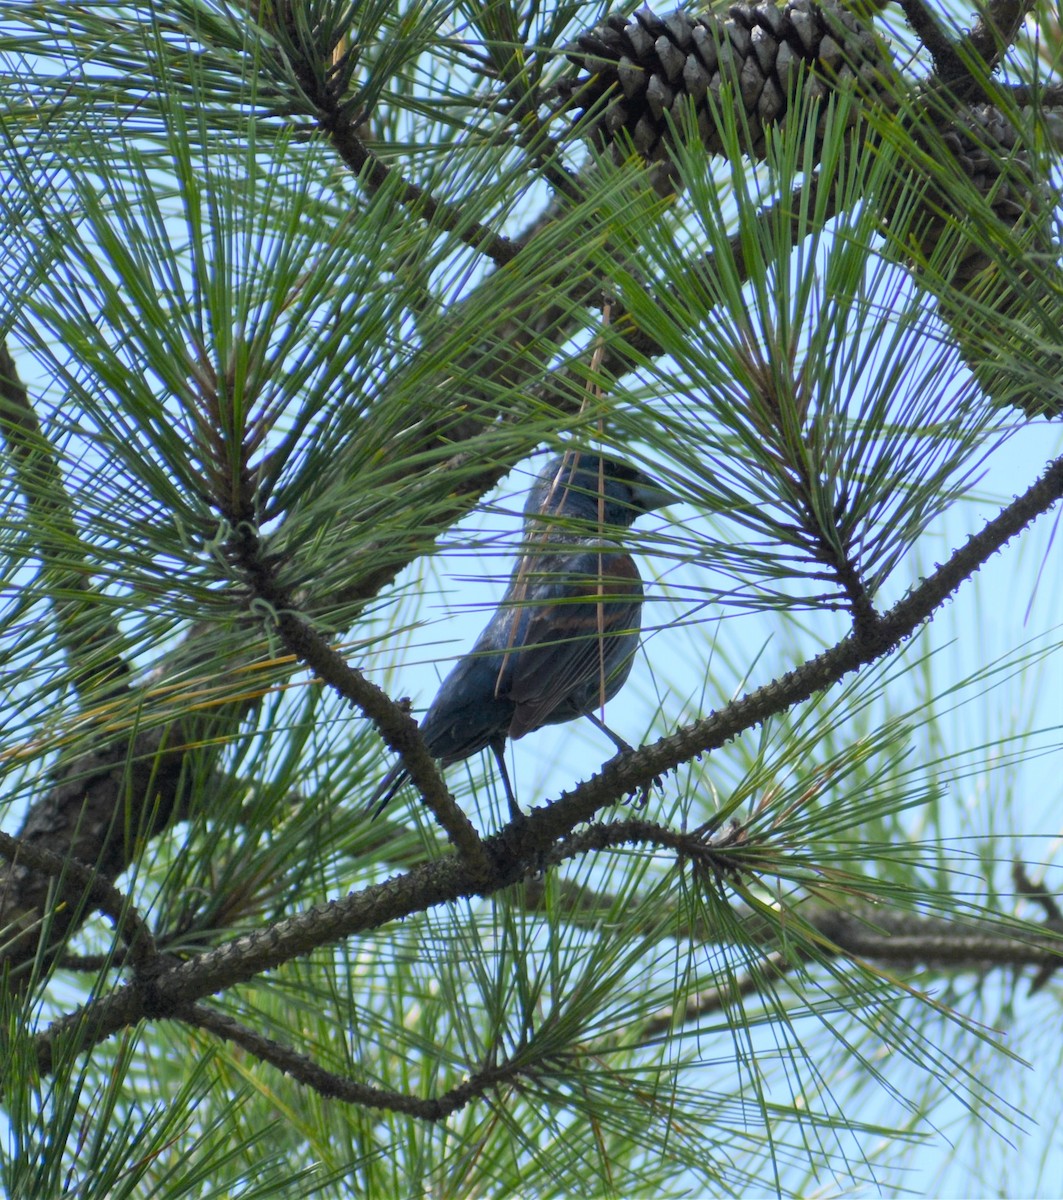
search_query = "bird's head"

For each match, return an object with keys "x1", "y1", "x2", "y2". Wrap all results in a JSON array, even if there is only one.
[{"x1": 524, "y1": 452, "x2": 677, "y2": 530}]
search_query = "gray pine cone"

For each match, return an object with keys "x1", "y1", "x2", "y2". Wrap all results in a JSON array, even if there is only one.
[
  {"x1": 557, "y1": 4, "x2": 1059, "y2": 413},
  {"x1": 561, "y1": 1, "x2": 889, "y2": 167},
  {"x1": 559, "y1": 4, "x2": 1045, "y2": 257}
]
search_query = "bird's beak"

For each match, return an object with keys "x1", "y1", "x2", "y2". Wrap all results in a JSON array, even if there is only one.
[{"x1": 633, "y1": 473, "x2": 682, "y2": 513}]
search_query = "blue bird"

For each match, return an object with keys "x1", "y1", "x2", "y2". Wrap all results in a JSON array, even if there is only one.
[{"x1": 370, "y1": 451, "x2": 676, "y2": 821}]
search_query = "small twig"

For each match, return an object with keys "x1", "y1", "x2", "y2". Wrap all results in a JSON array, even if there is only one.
[
  {"x1": 549, "y1": 816, "x2": 739, "y2": 871},
  {"x1": 326, "y1": 127, "x2": 518, "y2": 269},
  {"x1": 914, "y1": 0, "x2": 1037, "y2": 104},
  {"x1": 1013, "y1": 861, "x2": 1063, "y2": 924},
  {"x1": 260, "y1": 0, "x2": 515, "y2": 266},
  {"x1": 55, "y1": 953, "x2": 126, "y2": 972},
  {"x1": 509, "y1": 99, "x2": 592, "y2": 205},
  {"x1": 802, "y1": 503, "x2": 880, "y2": 640},
  {"x1": 640, "y1": 951, "x2": 796, "y2": 1040}
]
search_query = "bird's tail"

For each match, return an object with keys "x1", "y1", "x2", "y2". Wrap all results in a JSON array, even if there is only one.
[{"x1": 366, "y1": 762, "x2": 409, "y2": 818}]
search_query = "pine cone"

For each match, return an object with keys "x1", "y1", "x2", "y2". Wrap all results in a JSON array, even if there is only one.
[
  {"x1": 560, "y1": 5, "x2": 1048, "y2": 278},
  {"x1": 907, "y1": 102, "x2": 1046, "y2": 284},
  {"x1": 938, "y1": 104, "x2": 1035, "y2": 228},
  {"x1": 560, "y1": 1, "x2": 891, "y2": 170}
]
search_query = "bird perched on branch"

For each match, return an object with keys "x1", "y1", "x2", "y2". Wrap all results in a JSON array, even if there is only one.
[{"x1": 369, "y1": 450, "x2": 676, "y2": 822}]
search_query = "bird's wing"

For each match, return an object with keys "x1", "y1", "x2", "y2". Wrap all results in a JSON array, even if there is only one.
[
  {"x1": 367, "y1": 646, "x2": 518, "y2": 816},
  {"x1": 418, "y1": 649, "x2": 516, "y2": 764},
  {"x1": 500, "y1": 546, "x2": 643, "y2": 740}
]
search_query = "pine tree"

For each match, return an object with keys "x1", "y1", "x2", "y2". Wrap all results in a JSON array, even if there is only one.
[{"x1": 1, "y1": 2, "x2": 1061, "y2": 1195}]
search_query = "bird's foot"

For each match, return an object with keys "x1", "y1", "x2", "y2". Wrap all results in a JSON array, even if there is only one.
[{"x1": 627, "y1": 771, "x2": 665, "y2": 809}]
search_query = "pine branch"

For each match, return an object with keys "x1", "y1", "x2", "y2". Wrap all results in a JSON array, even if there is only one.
[
  {"x1": 176, "y1": 888, "x2": 1062, "y2": 1115},
  {"x1": 2, "y1": 0, "x2": 1055, "y2": 1010},
  {"x1": 181, "y1": 1002, "x2": 531, "y2": 1119},
  {"x1": 0, "y1": 830, "x2": 157, "y2": 974},
  {"x1": 218, "y1": 478, "x2": 491, "y2": 877},
  {"x1": 967, "y1": 0, "x2": 1033, "y2": 71},
  {"x1": 638, "y1": 904, "x2": 1063, "y2": 1039},
  {"x1": 898, "y1": 0, "x2": 966, "y2": 84},
  {"x1": 23, "y1": 440, "x2": 1063, "y2": 1073}
]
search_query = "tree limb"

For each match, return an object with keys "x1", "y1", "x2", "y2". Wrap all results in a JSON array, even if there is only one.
[{"x1": 181, "y1": 1002, "x2": 529, "y2": 1119}]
